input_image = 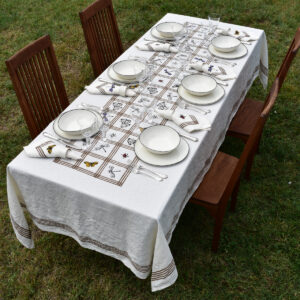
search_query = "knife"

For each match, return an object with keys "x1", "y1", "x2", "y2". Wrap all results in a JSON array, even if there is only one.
[{"x1": 43, "y1": 132, "x2": 83, "y2": 150}]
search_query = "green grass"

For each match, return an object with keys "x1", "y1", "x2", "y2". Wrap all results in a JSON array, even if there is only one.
[{"x1": 0, "y1": 0, "x2": 300, "y2": 298}]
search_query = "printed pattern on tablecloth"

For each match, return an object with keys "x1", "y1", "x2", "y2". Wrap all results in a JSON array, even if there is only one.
[
  {"x1": 53, "y1": 21, "x2": 265, "y2": 187},
  {"x1": 52, "y1": 22, "x2": 218, "y2": 186}
]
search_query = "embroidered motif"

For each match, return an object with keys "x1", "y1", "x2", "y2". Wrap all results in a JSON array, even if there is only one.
[
  {"x1": 95, "y1": 144, "x2": 110, "y2": 152},
  {"x1": 147, "y1": 87, "x2": 158, "y2": 95},
  {"x1": 164, "y1": 69, "x2": 172, "y2": 76},
  {"x1": 157, "y1": 102, "x2": 168, "y2": 110},
  {"x1": 84, "y1": 161, "x2": 98, "y2": 167},
  {"x1": 127, "y1": 138, "x2": 136, "y2": 146},
  {"x1": 112, "y1": 102, "x2": 123, "y2": 111},
  {"x1": 108, "y1": 166, "x2": 121, "y2": 178},
  {"x1": 122, "y1": 153, "x2": 129, "y2": 158},
  {"x1": 120, "y1": 118, "x2": 132, "y2": 128},
  {"x1": 47, "y1": 145, "x2": 56, "y2": 154},
  {"x1": 109, "y1": 84, "x2": 116, "y2": 92},
  {"x1": 180, "y1": 114, "x2": 186, "y2": 119}
]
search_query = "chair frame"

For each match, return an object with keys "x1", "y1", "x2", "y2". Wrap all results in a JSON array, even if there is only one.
[
  {"x1": 191, "y1": 79, "x2": 279, "y2": 251},
  {"x1": 79, "y1": 0, "x2": 123, "y2": 78},
  {"x1": 6, "y1": 35, "x2": 69, "y2": 139},
  {"x1": 227, "y1": 27, "x2": 300, "y2": 179}
]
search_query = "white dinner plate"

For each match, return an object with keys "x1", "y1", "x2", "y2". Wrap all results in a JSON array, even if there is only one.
[
  {"x1": 135, "y1": 138, "x2": 189, "y2": 166},
  {"x1": 150, "y1": 26, "x2": 176, "y2": 41},
  {"x1": 53, "y1": 111, "x2": 103, "y2": 140},
  {"x1": 208, "y1": 43, "x2": 248, "y2": 59},
  {"x1": 178, "y1": 84, "x2": 225, "y2": 105}
]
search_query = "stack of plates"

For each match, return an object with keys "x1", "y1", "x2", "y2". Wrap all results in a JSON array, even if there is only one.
[
  {"x1": 151, "y1": 22, "x2": 184, "y2": 41},
  {"x1": 135, "y1": 125, "x2": 189, "y2": 166},
  {"x1": 53, "y1": 109, "x2": 103, "y2": 140},
  {"x1": 209, "y1": 36, "x2": 248, "y2": 59},
  {"x1": 178, "y1": 74, "x2": 225, "y2": 105},
  {"x1": 108, "y1": 59, "x2": 147, "y2": 83}
]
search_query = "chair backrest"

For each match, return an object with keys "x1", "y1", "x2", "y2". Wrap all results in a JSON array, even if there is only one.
[
  {"x1": 6, "y1": 35, "x2": 69, "y2": 139},
  {"x1": 223, "y1": 78, "x2": 279, "y2": 201},
  {"x1": 79, "y1": 0, "x2": 123, "y2": 77},
  {"x1": 274, "y1": 27, "x2": 300, "y2": 94}
]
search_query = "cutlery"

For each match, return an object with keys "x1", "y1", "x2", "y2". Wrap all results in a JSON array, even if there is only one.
[
  {"x1": 43, "y1": 132, "x2": 83, "y2": 150},
  {"x1": 179, "y1": 132, "x2": 199, "y2": 142},
  {"x1": 139, "y1": 165, "x2": 168, "y2": 179},
  {"x1": 128, "y1": 164, "x2": 163, "y2": 181},
  {"x1": 97, "y1": 78, "x2": 138, "y2": 88},
  {"x1": 176, "y1": 98, "x2": 211, "y2": 114},
  {"x1": 176, "y1": 98, "x2": 210, "y2": 115}
]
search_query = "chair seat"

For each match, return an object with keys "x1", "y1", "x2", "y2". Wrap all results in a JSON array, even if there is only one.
[
  {"x1": 192, "y1": 152, "x2": 239, "y2": 205},
  {"x1": 228, "y1": 98, "x2": 264, "y2": 137}
]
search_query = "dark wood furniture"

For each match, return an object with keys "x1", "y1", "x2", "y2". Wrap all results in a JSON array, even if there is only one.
[
  {"x1": 6, "y1": 35, "x2": 69, "y2": 139},
  {"x1": 79, "y1": 0, "x2": 123, "y2": 78},
  {"x1": 227, "y1": 28, "x2": 300, "y2": 179},
  {"x1": 190, "y1": 79, "x2": 279, "y2": 252}
]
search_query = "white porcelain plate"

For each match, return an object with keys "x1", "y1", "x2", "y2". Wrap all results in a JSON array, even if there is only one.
[
  {"x1": 135, "y1": 138, "x2": 189, "y2": 166},
  {"x1": 178, "y1": 84, "x2": 225, "y2": 105},
  {"x1": 58, "y1": 109, "x2": 97, "y2": 135},
  {"x1": 181, "y1": 74, "x2": 217, "y2": 96},
  {"x1": 113, "y1": 60, "x2": 146, "y2": 80},
  {"x1": 208, "y1": 43, "x2": 248, "y2": 59},
  {"x1": 156, "y1": 22, "x2": 183, "y2": 38},
  {"x1": 53, "y1": 111, "x2": 103, "y2": 140},
  {"x1": 150, "y1": 26, "x2": 176, "y2": 41},
  {"x1": 139, "y1": 125, "x2": 180, "y2": 154},
  {"x1": 211, "y1": 36, "x2": 241, "y2": 53}
]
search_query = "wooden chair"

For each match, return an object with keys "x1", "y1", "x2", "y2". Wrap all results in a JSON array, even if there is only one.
[
  {"x1": 190, "y1": 79, "x2": 279, "y2": 252},
  {"x1": 227, "y1": 27, "x2": 300, "y2": 179},
  {"x1": 79, "y1": 0, "x2": 123, "y2": 78},
  {"x1": 6, "y1": 35, "x2": 69, "y2": 139}
]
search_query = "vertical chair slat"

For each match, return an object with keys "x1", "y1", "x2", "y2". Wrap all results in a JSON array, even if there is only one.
[
  {"x1": 5, "y1": 35, "x2": 69, "y2": 139},
  {"x1": 79, "y1": 0, "x2": 123, "y2": 77}
]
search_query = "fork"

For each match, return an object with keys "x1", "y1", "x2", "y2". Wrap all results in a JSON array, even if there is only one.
[
  {"x1": 128, "y1": 164, "x2": 163, "y2": 181},
  {"x1": 176, "y1": 98, "x2": 211, "y2": 114}
]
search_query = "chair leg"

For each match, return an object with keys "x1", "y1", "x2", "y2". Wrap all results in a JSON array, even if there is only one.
[
  {"x1": 211, "y1": 205, "x2": 226, "y2": 252},
  {"x1": 245, "y1": 148, "x2": 256, "y2": 180},
  {"x1": 230, "y1": 178, "x2": 241, "y2": 212}
]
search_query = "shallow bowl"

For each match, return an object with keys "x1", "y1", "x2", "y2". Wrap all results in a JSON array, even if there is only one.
[
  {"x1": 58, "y1": 109, "x2": 97, "y2": 135},
  {"x1": 211, "y1": 36, "x2": 241, "y2": 53},
  {"x1": 112, "y1": 60, "x2": 146, "y2": 80},
  {"x1": 139, "y1": 125, "x2": 180, "y2": 155},
  {"x1": 156, "y1": 22, "x2": 184, "y2": 38},
  {"x1": 181, "y1": 74, "x2": 217, "y2": 96}
]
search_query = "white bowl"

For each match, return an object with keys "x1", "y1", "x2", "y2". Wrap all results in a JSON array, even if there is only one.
[
  {"x1": 211, "y1": 36, "x2": 241, "y2": 53},
  {"x1": 139, "y1": 125, "x2": 180, "y2": 155},
  {"x1": 58, "y1": 109, "x2": 97, "y2": 135},
  {"x1": 156, "y1": 22, "x2": 184, "y2": 38},
  {"x1": 181, "y1": 74, "x2": 217, "y2": 96},
  {"x1": 112, "y1": 60, "x2": 146, "y2": 80}
]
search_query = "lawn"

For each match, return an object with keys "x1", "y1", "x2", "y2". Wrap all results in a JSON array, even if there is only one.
[{"x1": 0, "y1": 0, "x2": 300, "y2": 299}]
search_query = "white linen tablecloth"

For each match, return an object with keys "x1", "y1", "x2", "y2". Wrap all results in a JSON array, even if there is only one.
[{"x1": 7, "y1": 13, "x2": 268, "y2": 292}]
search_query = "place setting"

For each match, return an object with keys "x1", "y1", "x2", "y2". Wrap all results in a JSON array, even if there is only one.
[{"x1": 177, "y1": 74, "x2": 225, "y2": 105}]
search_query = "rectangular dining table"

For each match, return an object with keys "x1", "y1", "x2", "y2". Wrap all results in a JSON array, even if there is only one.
[{"x1": 7, "y1": 13, "x2": 268, "y2": 292}]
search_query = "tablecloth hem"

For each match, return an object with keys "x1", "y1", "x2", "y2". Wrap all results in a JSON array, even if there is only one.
[{"x1": 151, "y1": 268, "x2": 178, "y2": 292}]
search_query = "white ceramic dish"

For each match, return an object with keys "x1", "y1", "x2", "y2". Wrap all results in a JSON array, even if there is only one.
[
  {"x1": 57, "y1": 109, "x2": 97, "y2": 135},
  {"x1": 156, "y1": 22, "x2": 183, "y2": 38},
  {"x1": 150, "y1": 26, "x2": 176, "y2": 41},
  {"x1": 211, "y1": 36, "x2": 241, "y2": 53},
  {"x1": 107, "y1": 65, "x2": 141, "y2": 84},
  {"x1": 112, "y1": 60, "x2": 146, "y2": 80},
  {"x1": 53, "y1": 111, "x2": 103, "y2": 140},
  {"x1": 181, "y1": 74, "x2": 217, "y2": 96},
  {"x1": 135, "y1": 138, "x2": 189, "y2": 166},
  {"x1": 178, "y1": 84, "x2": 225, "y2": 105},
  {"x1": 208, "y1": 43, "x2": 248, "y2": 59},
  {"x1": 139, "y1": 125, "x2": 180, "y2": 154}
]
